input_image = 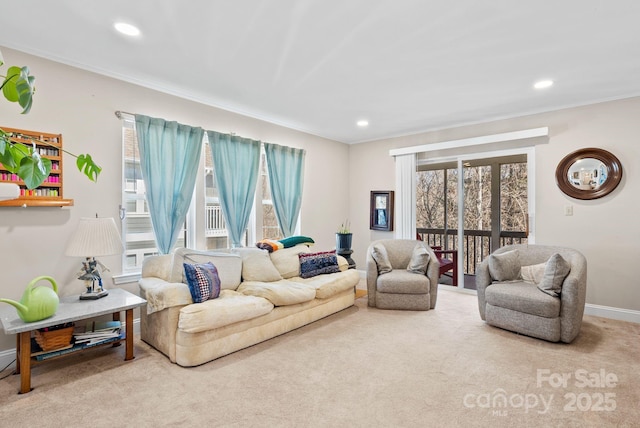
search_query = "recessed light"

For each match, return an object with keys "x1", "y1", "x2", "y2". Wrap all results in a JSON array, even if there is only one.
[
  {"x1": 357, "y1": 120, "x2": 369, "y2": 127},
  {"x1": 114, "y1": 22, "x2": 141, "y2": 37},
  {"x1": 534, "y1": 80, "x2": 554, "y2": 89}
]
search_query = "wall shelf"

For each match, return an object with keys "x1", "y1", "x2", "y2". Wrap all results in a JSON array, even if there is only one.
[{"x1": 0, "y1": 126, "x2": 74, "y2": 208}]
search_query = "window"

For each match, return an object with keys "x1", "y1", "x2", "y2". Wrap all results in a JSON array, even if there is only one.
[
  {"x1": 121, "y1": 118, "x2": 291, "y2": 271},
  {"x1": 260, "y1": 151, "x2": 283, "y2": 241},
  {"x1": 121, "y1": 116, "x2": 185, "y2": 271}
]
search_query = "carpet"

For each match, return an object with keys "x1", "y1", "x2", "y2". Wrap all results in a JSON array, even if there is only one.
[{"x1": 0, "y1": 288, "x2": 638, "y2": 427}]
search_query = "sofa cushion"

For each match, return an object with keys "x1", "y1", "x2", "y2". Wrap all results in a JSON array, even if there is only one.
[
  {"x1": 376, "y1": 270, "x2": 430, "y2": 294},
  {"x1": 270, "y1": 244, "x2": 311, "y2": 278},
  {"x1": 488, "y1": 249, "x2": 520, "y2": 281},
  {"x1": 371, "y1": 243, "x2": 392, "y2": 274},
  {"x1": 233, "y1": 248, "x2": 283, "y2": 282},
  {"x1": 538, "y1": 253, "x2": 571, "y2": 297},
  {"x1": 407, "y1": 244, "x2": 430, "y2": 274},
  {"x1": 178, "y1": 290, "x2": 274, "y2": 333},
  {"x1": 485, "y1": 281, "x2": 561, "y2": 318},
  {"x1": 170, "y1": 248, "x2": 242, "y2": 290},
  {"x1": 293, "y1": 268, "x2": 359, "y2": 299},
  {"x1": 238, "y1": 280, "x2": 317, "y2": 306},
  {"x1": 183, "y1": 262, "x2": 221, "y2": 303},
  {"x1": 299, "y1": 250, "x2": 340, "y2": 278}
]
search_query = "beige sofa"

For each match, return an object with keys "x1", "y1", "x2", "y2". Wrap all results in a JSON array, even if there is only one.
[{"x1": 139, "y1": 245, "x2": 359, "y2": 366}]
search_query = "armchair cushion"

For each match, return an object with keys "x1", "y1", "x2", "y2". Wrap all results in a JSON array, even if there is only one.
[
  {"x1": 407, "y1": 244, "x2": 430, "y2": 274},
  {"x1": 538, "y1": 253, "x2": 571, "y2": 297},
  {"x1": 371, "y1": 243, "x2": 392, "y2": 274},
  {"x1": 376, "y1": 270, "x2": 430, "y2": 294},
  {"x1": 488, "y1": 249, "x2": 520, "y2": 281},
  {"x1": 485, "y1": 282, "x2": 561, "y2": 318}
]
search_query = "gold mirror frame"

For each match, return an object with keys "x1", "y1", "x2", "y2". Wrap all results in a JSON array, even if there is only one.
[{"x1": 555, "y1": 148, "x2": 623, "y2": 200}]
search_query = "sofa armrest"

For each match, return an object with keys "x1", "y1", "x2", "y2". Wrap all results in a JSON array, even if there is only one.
[
  {"x1": 141, "y1": 254, "x2": 173, "y2": 281},
  {"x1": 139, "y1": 277, "x2": 192, "y2": 314}
]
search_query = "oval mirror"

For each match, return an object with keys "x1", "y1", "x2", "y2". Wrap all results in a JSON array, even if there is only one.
[{"x1": 555, "y1": 148, "x2": 622, "y2": 200}]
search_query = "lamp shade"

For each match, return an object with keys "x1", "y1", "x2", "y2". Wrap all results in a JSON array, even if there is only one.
[{"x1": 65, "y1": 217, "x2": 124, "y2": 257}]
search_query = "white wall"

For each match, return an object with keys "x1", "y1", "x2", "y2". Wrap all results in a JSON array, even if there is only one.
[
  {"x1": 0, "y1": 48, "x2": 350, "y2": 352},
  {"x1": 348, "y1": 97, "x2": 640, "y2": 312}
]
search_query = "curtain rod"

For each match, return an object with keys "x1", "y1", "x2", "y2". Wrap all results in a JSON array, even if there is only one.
[
  {"x1": 114, "y1": 110, "x2": 237, "y2": 136},
  {"x1": 114, "y1": 110, "x2": 135, "y2": 119}
]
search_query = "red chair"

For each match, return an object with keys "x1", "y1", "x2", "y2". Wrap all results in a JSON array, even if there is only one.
[
  {"x1": 416, "y1": 234, "x2": 458, "y2": 286},
  {"x1": 431, "y1": 246, "x2": 458, "y2": 287}
]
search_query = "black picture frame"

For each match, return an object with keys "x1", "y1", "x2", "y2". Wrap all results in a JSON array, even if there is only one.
[{"x1": 370, "y1": 191, "x2": 394, "y2": 231}]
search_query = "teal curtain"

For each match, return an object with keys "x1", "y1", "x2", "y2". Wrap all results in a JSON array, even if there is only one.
[
  {"x1": 135, "y1": 115, "x2": 204, "y2": 254},
  {"x1": 207, "y1": 131, "x2": 261, "y2": 247},
  {"x1": 264, "y1": 143, "x2": 305, "y2": 237}
]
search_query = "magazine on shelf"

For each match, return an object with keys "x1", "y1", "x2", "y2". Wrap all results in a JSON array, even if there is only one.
[{"x1": 73, "y1": 320, "x2": 122, "y2": 345}]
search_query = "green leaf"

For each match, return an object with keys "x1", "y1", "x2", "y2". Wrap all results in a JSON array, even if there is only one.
[
  {"x1": 0, "y1": 140, "x2": 31, "y2": 173},
  {"x1": 2, "y1": 66, "x2": 21, "y2": 102},
  {"x1": 18, "y1": 153, "x2": 51, "y2": 189},
  {"x1": 76, "y1": 154, "x2": 102, "y2": 182},
  {"x1": 1, "y1": 66, "x2": 35, "y2": 113}
]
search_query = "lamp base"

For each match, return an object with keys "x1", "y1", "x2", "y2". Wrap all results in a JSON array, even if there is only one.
[{"x1": 79, "y1": 290, "x2": 109, "y2": 300}]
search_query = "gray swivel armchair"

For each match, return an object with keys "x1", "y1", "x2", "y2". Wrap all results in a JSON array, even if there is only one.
[
  {"x1": 476, "y1": 244, "x2": 587, "y2": 343},
  {"x1": 366, "y1": 239, "x2": 439, "y2": 310}
]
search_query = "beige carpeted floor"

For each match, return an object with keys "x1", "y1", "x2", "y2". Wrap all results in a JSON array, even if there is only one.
[{"x1": 1, "y1": 287, "x2": 638, "y2": 427}]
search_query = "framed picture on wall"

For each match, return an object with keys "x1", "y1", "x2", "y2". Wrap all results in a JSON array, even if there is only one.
[{"x1": 370, "y1": 190, "x2": 394, "y2": 231}]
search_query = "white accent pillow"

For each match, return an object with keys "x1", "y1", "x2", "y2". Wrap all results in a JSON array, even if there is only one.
[{"x1": 520, "y1": 262, "x2": 546, "y2": 284}]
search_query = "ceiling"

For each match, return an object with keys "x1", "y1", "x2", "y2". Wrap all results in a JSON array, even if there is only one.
[{"x1": 1, "y1": 1, "x2": 639, "y2": 144}]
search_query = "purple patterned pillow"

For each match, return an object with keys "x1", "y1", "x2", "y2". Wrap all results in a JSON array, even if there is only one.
[
  {"x1": 183, "y1": 262, "x2": 221, "y2": 303},
  {"x1": 299, "y1": 250, "x2": 340, "y2": 279}
]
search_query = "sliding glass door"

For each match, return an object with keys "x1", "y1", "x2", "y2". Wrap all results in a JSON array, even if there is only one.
[{"x1": 416, "y1": 152, "x2": 530, "y2": 289}]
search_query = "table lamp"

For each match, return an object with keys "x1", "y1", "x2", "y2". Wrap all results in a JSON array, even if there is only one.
[{"x1": 65, "y1": 216, "x2": 124, "y2": 300}]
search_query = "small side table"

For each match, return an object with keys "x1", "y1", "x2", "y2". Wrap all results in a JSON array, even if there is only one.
[
  {"x1": 0, "y1": 288, "x2": 146, "y2": 394},
  {"x1": 337, "y1": 249, "x2": 356, "y2": 269}
]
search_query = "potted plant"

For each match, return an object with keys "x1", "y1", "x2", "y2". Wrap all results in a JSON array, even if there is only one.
[
  {"x1": 336, "y1": 220, "x2": 352, "y2": 252},
  {"x1": 0, "y1": 49, "x2": 101, "y2": 189}
]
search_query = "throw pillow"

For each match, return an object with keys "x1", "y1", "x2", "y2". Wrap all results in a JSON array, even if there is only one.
[
  {"x1": 183, "y1": 262, "x2": 221, "y2": 303},
  {"x1": 538, "y1": 253, "x2": 571, "y2": 297},
  {"x1": 279, "y1": 235, "x2": 315, "y2": 248},
  {"x1": 487, "y1": 249, "x2": 520, "y2": 281},
  {"x1": 407, "y1": 244, "x2": 430, "y2": 275},
  {"x1": 371, "y1": 243, "x2": 392, "y2": 275},
  {"x1": 299, "y1": 250, "x2": 340, "y2": 279},
  {"x1": 520, "y1": 262, "x2": 546, "y2": 284}
]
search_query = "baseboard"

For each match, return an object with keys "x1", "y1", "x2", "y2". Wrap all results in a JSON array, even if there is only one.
[
  {"x1": 0, "y1": 318, "x2": 141, "y2": 373},
  {"x1": 584, "y1": 304, "x2": 640, "y2": 324}
]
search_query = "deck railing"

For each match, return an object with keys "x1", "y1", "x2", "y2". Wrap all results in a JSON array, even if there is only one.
[
  {"x1": 205, "y1": 205, "x2": 227, "y2": 237},
  {"x1": 416, "y1": 228, "x2": 527, "y2": 275}
]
